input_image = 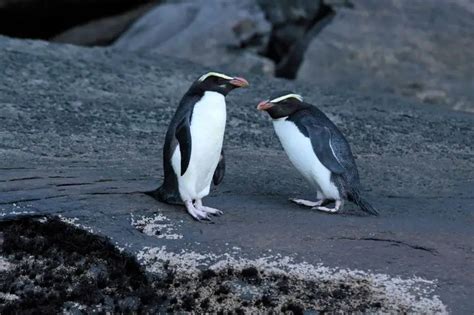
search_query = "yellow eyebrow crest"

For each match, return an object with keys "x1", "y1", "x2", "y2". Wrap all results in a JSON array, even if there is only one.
[
  {"x1": 270, "y1": 93, "x2": 303, "y2": 103},
  {"x1": 198, "y1": 72, "x2": 233, "y2": 82}
]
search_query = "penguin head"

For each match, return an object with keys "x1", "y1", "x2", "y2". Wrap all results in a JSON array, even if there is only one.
[
  {"x1": 193, "y1": 72, "x2": 249, "y2": 96},
  {"x1": 257, "y1": 91, "x2": 304, "y2": 119}
]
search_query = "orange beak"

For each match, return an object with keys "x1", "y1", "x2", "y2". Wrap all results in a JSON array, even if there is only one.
[
  {"x1": 229, "y1": 77, "x2": 249, "y2": 88},
  {"x1": 257, "y1": 100, "x2": 273, "y2": 111}
]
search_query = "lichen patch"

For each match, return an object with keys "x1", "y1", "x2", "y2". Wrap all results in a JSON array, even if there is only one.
[
  {"x1": 131, "y1": 213, "x2": 183, "y2": 240},
  {"x1": 137, "y1": 246, "x2": 447, "y2": 313}
]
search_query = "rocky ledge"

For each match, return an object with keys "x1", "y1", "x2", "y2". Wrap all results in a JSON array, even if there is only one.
[{"x1": 0, "y1": 36, "x2": 473, "y2": 313}]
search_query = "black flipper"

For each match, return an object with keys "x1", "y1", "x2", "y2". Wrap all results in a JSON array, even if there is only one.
[
  {"x1": 304, "y1": 123, "x2": 345, "y2": 174},
  {"x1": 349, "y1": 188, "x2": 379, "y2": 216},
  {"x1": 213, "y1": 150, "x2": 225, "y2": 185},
  {"x1": 175, "y1": 118, "x2": 192, "y2": 176}
]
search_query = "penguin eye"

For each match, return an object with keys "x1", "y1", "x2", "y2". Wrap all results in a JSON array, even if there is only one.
[{"x1": 217, "y1": 78, "x2": 228, "y2": 87}]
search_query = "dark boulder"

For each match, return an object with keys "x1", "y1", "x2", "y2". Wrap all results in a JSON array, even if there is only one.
[{"x1": 258, "y1": 0, "x2": 337, "y2": 78}]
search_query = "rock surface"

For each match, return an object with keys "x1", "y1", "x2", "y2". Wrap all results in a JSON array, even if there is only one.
[
  {"x1": 114, "y1": 0, "x2": 274, "y2": 76},
  {"x1": 298, "y1": 0, "x2": 474, "y2": 112},
  {"x1": 0, "y1": 36, "x2": 473, "y2": 313}
]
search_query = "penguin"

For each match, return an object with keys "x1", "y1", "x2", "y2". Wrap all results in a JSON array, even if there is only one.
[
  {"x1": 147, "y1": 72, "x2": 249, "y2": 220},
  {"x1": 257, "y1": 91, "x2": 378, "y2": 215}
]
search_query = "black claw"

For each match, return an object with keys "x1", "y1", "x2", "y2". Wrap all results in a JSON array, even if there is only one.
[{"x1": 202, "y1": 215, "x2": 212, "y2": 222}]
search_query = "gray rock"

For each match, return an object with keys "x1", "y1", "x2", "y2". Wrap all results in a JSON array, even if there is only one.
[
  {"x1": 114, "y1": 0, "x2": 274, "y2": 75},
  {"x1": 298, "y1": 0, "x2": 474, "y2": 112},
  {"x1": 0, "y1": 36, "x2": 473, "y2": 313},
  {"x1": 51, "y1": 4, "x2": 155, "y2": 46}
]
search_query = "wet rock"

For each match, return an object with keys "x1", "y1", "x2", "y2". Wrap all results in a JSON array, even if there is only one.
[
  {"x1": 298, "y1": 0, "x2": 474, "y2": 112},
  {"x1": 114, "y1": 0, "x2": 274, "y2": 75}
]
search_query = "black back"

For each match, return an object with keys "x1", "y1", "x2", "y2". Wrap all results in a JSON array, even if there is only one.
[{"x1": 288, "y1": 105, "x2": 361, "y2": 192}]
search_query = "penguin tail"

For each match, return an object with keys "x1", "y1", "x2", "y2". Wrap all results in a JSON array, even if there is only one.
[
  {"x1": 144, "y1": 185, "x2": 183, "y2": 205},
  {"x1": 350, "y1": 190, "x2": 379, "y2": 216}
]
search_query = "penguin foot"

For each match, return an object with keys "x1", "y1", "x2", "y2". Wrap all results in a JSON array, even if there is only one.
[
  {"x1": 312, "y1": 206, "x2": 338, "y2": 213},
  {"x1": 290, "y1": 198, "x2": 324, "y2": 207},
  {"x1": 195, "y1": 199, "x2": 224, "y2": 216},
  {"x1": 185, "y1": 200, "x2": 212, "y2": 221},
  {"x1": 200, "y1": 206, "x2": 224, "y2": 216},
  {"x1": 312, "y1": 200, "x2": 343, "y2": 214}
]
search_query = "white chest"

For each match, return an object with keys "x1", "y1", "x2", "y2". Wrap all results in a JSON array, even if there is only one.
[
  {"x1": 273, "y1": 119, "x2": 317, "y2": 179},
  {"x1": 273, "y1": 119, "x2": 340, "y2": 199},
  {"x1": 190, "y1": 91, "x2": 226, "y2": 151}
]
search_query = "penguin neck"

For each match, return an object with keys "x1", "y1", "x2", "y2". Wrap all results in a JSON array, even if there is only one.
[
  {"x1": 202, "y1": 90, "x2": 226, "y2": 102},
  {"x1": 193, "y1": 91, "x2": 227, "y2": 131},
  {"x1": 272, "y1": 116, "x2": 288, "y2": 122},
  {"x1": 199, "y1": 91, "x2": 227, "y2": 114}
]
